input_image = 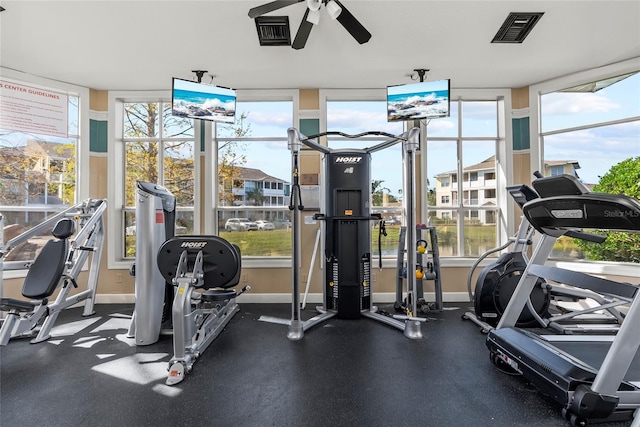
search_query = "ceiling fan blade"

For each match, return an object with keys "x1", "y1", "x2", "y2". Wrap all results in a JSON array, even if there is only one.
[
  {"x1": 292, "y1": 9, "x2": 314, "y2": 50},
  {"x1": 333, "y1": 0, "x2": 372, "y2": 44},
  {"x1": 248, "y1": 0, "x2": 304, "y2": 19}
]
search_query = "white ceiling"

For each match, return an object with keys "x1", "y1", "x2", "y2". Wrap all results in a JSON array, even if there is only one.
[{"x1": 1, "y1": 1, "x2": 639, "y2": 92}]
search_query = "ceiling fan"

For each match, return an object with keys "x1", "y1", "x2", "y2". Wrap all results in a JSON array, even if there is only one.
[{"x1": 248, "y1": 0, "x2": 372, "y2": 50}]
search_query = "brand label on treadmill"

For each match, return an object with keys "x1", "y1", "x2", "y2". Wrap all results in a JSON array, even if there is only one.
[
  {"x1": 605, "y1": 209, "x2": 640, "y2": 218},
  {"x1": 334, "y1": 156, "x2": 362, "y2": 164},
  {"x1": 180, "y1": 241, "x2": 208, "y2": 249},
  {"x1": 551, "y1": 209, "x2": 583, "y2": 219}
]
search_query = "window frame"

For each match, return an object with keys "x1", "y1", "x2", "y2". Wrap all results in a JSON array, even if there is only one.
[
  {"x1": 528, "y1": 56, "x2": 640, "y2": 277},
  {"x1": 320, "y1": 88, "x2": 513, "y2": 265},
  {"x1": 108, "y1": 90, "x2": 201, "y2": 269},
  {"x1": 423, "y1": 90, "x2": 512, "y2": 260}
]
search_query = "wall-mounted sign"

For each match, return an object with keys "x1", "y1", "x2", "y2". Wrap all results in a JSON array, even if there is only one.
[{"x1": 0, "y1": 79, "x2": 69, "y2": 138}]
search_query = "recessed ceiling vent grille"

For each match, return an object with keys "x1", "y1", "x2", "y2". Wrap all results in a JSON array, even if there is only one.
[
  {"x1": 255, "y1": 16, "x2": 292, "y2": 46},
  {"x1": 492, "y1": 12, "x2": 544, "y2": 43}
]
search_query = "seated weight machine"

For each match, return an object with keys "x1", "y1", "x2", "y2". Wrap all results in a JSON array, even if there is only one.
[
  {"x1": 287, "y1": 126, "x2": 425, "y2": 341},
  {"x1": 157, "y1": 236, "x2": 249, "y2": 385},
  {"x1": 127, "y1": 181, "x2": 249, "y2": 385},
  {"x1": 0, "y1": 198, "x2": 106, "y2": 345}
]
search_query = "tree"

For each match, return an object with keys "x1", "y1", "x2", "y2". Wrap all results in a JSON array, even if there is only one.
[
  {"x1": 123, "y1": 102, "x2": 195, "y2": 206},
  {"x1": 246, "y1": 187, "x2": 265, "y2": 206},
  {"x1": 371, "y1": 179, "x2": 398, "y2": 206},
  {"x1": 0, "y1": 135, "x2": 75, "y2": 206},
  {"x1": 575, "y1": 156, "x2": 640, "y2": 263}
]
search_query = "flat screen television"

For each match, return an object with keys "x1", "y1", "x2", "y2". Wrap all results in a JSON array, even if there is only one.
[
  {"x1": 386, "y1": 79, "x2": 450, "y2": 122},
  {"x1": 171, "y1": 77, "x2": 236, "y2": 123}
]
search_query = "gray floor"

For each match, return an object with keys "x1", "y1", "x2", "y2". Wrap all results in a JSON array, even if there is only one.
[{"x1": 0, "y1": 302, "x2": 633, "y2": 427}]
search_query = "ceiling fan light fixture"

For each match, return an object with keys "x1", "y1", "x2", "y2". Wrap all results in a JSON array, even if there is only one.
[
  {"x1": 307, "y1": 0, "x2": 321, "y2": 12},
  {"x1": 326, "y1": 0, "x2": 342, "y2": 19},
  {"x1": 307, "y1": 9, "x2": 320, "y2": 25}
]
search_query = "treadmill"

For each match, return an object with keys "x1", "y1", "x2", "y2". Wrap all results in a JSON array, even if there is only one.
[{"x1": 486, "y1": 190, "x2": 640, "y2": 426}]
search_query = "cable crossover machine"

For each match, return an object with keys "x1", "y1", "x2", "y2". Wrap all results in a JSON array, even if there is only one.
[{"x1": 286, "y1": 126, "x2": 426, "y2": 340}]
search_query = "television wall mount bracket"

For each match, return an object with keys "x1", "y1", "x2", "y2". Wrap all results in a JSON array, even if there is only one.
[
  {"x1": 412, "y1": 69, "x2": 429, "y2": 82},
  {"x1": 192, "y1": 70, "x2": 207, "y2": 83}
]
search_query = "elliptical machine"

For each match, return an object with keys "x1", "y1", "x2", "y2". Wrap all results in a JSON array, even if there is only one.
[
  {"x1": 463, "y1": 184, "x2": 550, "y2": 331},
  {"x1": 464, "y1": 173, "x2": 624, "y2": 333}
]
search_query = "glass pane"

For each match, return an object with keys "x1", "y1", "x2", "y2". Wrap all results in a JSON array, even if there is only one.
[
  {"x1": 425, "y1": 100, "x2": 458, "y2": 137},
  {"x1": 541, "y1": 71, "x2": 640, "y2": 132},
  {"x1": 217, "y1": 101, "x2": 293, "y2": 138},
  {"x1": 327, "y1": 101, "x2": 403, "y2": 135},
  {"x1": 543, "y1": 123, "x2": 640, "y2": 186},
  {"x1": 463, "y1": 208, "x2": 497, "y2": 257},
  {"x1": 217, "y1": 138, "x2": 289, "y2": 207},
  {"x1": 461, "y1": 140, "x2": 496, "y2": 256},
  {"x1": 68, "y1": 95, "x2": 80, "y2": 137},
  {"x1": 462, "y1": 140, "x2": 496, "y2": 207},
  {"x1": 123, "y1": 102, "x2": 160, "y2": 138},
  {"x1": 0, "y1": 132, "x2": 76, "y2": 207},
  {"x1": 163, "y1": 140, "x2": 195, "y2": 207},
  {"x1": 163, "y1": 103, "x2": 194, "y2": 138},
  {"x1": 124, "y1": 141, "x2": 158, "y2": 206},
  {"x1": 433, "y1": 218, "x2": 458, "y2": 256},
  {"x1": 426, "y1": 140, "x2": 457, "y2": 208},
  {"x1": 124, "y1": 209, "x2": 136, "y2": 258},
  {"x1": 462, "y1": 101, "x2": 497, "y2": 137},
  {"x1": 218, "y1": 210, "x2": 292, "y2": 256}
]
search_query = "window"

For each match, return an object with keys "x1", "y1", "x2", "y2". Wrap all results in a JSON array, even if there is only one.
[
  {"x1": 537, "y1": 65, "x2": 640, "y2": 262},
  {"x1": 111, "y1": 94, "x2": 196, "y2": 262},
  {"x1": 549, "y1": 165, "x2": 564, "y2": 176},
  {"x1": 0, "y1": 75, "x2": 87, "y2": 264},
  {"x1": 214, "y1": 97, "x2": 295, "y2": 258},
  {"x1": 426, "y1": 94, "x2": 507, "y2": 257}
]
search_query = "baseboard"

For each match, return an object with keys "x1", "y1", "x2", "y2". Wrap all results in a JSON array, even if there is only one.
[{"x1": 95, "y1": 292, "x2": 472, "y2": 304}]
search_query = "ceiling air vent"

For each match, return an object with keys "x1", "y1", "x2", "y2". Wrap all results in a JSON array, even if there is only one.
[
  {"x1": 255, "y1": 16, "x2": 292, "y2": 46},
  {"x1": 492, "y1": 12, "x2": 544, "y2": 43}
]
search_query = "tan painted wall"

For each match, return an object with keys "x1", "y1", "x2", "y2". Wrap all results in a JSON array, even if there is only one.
[
  {"x1": 511, "y1": 87, "x2": 529, "y2": 109},
  {"x1": 513, "y1": 152, "x2": 532, "y2": 186},
  {"x1": 300, "y1": 89, "x2": 319, "y2": 110}
]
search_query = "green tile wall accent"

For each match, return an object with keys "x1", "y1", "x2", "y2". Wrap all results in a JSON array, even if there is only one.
[
  {"x1": 300, "y1": 118, "x2": 319, "y2": 136},
  {"x1": 90, "y1": 119, "x2": 108, "y2": 153},
  {"x1": 512, "y1": 117, "x2": 530, "y2": 150}
]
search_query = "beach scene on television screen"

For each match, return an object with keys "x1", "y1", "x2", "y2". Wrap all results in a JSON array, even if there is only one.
[
  {"x1": 387, "y1": 80, "x2": 449, "y2": 121},
  {"x1": 172, "y1": 81, "x2": 235, "y2": 123}
]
